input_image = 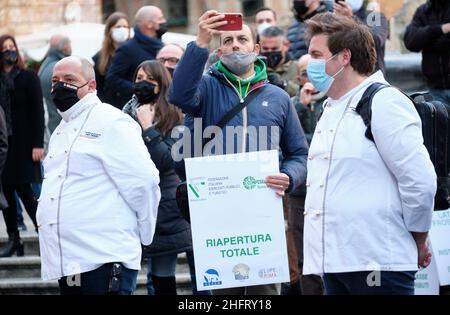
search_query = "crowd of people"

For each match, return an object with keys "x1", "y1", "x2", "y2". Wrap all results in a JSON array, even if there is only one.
[{"x1": 0, "y1": 0, "x2": 449, "y2": 295}]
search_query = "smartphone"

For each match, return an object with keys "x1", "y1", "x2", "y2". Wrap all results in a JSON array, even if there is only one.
[
  {"x1": 214, "y1": 13, "x2": 243, "y2": 31},
  {"x1": 335, "y1": 0, "x2": 345, "y2": 3}
]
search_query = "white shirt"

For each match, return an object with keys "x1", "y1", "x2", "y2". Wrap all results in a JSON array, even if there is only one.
[
  {"x1": 37, "y1": 93, "x2": 161, "y2": 281},
  {"x1": 303, "y1": 71, "x2": 437, "y2": 275}
]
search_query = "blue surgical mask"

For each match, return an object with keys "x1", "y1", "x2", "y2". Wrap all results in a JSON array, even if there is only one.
[{"x1": 307, "y1": 54, "x2": 344, "y2": 94}]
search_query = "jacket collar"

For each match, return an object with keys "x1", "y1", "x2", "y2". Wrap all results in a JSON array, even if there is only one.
[
  {"x1": 133, "y1": 26, "x2": 164, "y2": 52},
  {"x1": 47, "y1": 48, "x2": 66, "y2": 61},
  {"x1": 211, "y1": 58, "x2": 268, "y2": 98},
  {"x1": 59, "y1": 93, "x2": 98, "y2": 122}
]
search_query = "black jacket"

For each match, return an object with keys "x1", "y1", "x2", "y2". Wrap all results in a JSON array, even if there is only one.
[
  {"x1": 92, "y1": 51, "x2": 109, "y2": 104},
  {"x1": 354, "y1": 7, "x2": 389, "y2": 74},
  {"x1": 290, "y1": 94, "x2": 325, "y2": 198},
  {"x1": 105, "y1": 27, "x2": 163, "y2": 109},
  {"x1": 0, "y1": 106, "x2": 8, "y2": 209},
  {"x1": 287, "y1": 3, "x2": 329, "y2": 60},
  {"x1": 2, "y1": 68, "x2": 44, "y2": 185},
  {"x1": 404, "y1": 0, "x2": 450, "y2": 89},
  {"x1": 140, "y1": 124, "x2": 192, "y2": 258}
]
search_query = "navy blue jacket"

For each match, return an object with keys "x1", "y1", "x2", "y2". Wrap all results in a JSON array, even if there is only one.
[
  {"x1": 287, "y1": 3, "x2": 329, "y2": 60},
  {"x1": 105, "y1": 26, "x2": 164, "y2": 109},
  {"x1": 168, "y1": 42, "x2": 309, "y2": 192}
]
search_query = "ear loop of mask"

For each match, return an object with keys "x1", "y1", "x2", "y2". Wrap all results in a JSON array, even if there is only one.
[{"x1": 327, "y1": 53, "x2": 345, "y2": 79}]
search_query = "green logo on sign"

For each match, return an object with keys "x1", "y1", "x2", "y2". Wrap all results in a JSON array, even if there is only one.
[
  {"x1": 189, "y1": 184, "x2": 200, "y2": 198},
  {"x1": 243, "y1": 176, "x2": 265, "y2": 190}
]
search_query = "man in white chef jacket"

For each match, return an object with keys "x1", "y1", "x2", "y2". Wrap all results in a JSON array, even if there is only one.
[
  {"x1": 37, "y1": 56, "x2": 161, "y2": 295},
  {"x1": 302, "y1": 13, "x2": 437, "y2": 295}
]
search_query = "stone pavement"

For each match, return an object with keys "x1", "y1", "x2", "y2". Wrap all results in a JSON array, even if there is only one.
[{"x1": 0, "y1": 210, "x2": 194, "y2": 295}]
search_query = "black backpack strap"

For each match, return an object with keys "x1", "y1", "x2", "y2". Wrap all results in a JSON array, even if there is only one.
[
  {"x1": 355, "y1": 82, "x2": 390, "y2": 142},
  {"x1": 216, "y1": 86, "x2": 265, "y2": 129},
  {"x1": 202, "y1": 85, "x2": 265, "y2": 148}
]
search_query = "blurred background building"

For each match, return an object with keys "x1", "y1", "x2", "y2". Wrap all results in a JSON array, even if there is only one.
[{"x1": 0, "y1": 0, "x2": 427, "y2": 52}]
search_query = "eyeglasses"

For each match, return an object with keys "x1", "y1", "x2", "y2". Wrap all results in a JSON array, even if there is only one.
[
  {"x1": 108, "y1": 263, "x2": 122, "y2": 293},
  {"x1": 158, "y1": 57, "x2": 179, "y2": 65}
]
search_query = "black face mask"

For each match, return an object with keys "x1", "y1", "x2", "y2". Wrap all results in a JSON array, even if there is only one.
[
  {"x1": 166, "y1": 67, "x2": 175, "y2": 78},
  {"x1": 51, "y1": 81, "x2": 88, "y2": 112},
  {"x1": 156, "y1": 22, "x2": 169, "y2": 38},
  {"x1": 134, "y1": 81, "x2": 159, "y2": 104},
  {"x1": 293, "y1": 1, "x2": 309, "y2": 19},
  {"x1": 261, "y1": 51, "x2": 284, "y2": 69},
  {"x1": 1, "y1": 50, "x2": 18, "y2": 66}
]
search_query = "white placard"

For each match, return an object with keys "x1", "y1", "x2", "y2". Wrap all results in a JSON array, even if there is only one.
[
  {"x1": 414, "y1": 248, "x2": 440, "y2": 295},
  {"x1": 428, "y1": 209, "x2": 450, "y2": 286},
  {"x1": 185, "y1": 150, "x2": 289, "y2": 291}
]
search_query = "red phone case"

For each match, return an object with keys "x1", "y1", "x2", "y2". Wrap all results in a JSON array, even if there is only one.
[{"x1": 215, "y1": 13, "x2": 243, "y2": 31}]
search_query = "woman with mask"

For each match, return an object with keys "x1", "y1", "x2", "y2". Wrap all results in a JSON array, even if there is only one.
[
  {"x1": 93, "y1": 12, "x2": 130, "y2": 103},
  {"x1": 123, "y1": 60, "x2": 192, "y2": 295},
  {"x1": 0, "y1": 34, "x2": 44, "y2": 257}
]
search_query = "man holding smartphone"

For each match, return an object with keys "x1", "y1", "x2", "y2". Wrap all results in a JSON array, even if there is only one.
[{"x1": 169, "y1": 10, "x2": 309, "y2": 295}]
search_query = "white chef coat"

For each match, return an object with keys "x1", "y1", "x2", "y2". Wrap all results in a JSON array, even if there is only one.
[
  {"x1": 303, "y1": 71, "x2": 437, "y2": 275},
  {"x1": 37, "y1": 93, "x2": 161, "y2": 281}
]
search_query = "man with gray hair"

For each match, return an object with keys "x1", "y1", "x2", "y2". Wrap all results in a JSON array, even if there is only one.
[
  {"x1": 105, "y1": 6, "x2": 167, "y2": 109},
  {"x1": 37, "y1": 56, "x2": 161, "y2": 295},
  {"x1": 38, "y1": 34, "x2": 72, "y2": 135}
]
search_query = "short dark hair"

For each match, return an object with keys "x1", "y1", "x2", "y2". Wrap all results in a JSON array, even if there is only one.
[
  {"x1": 306, "y1": 12, "x2": 377, "y2": 76},
  {"x1": 255, "y1": 7, "x2": 277, "y2": 20},
  {"x1": 260, "y1": 26, "x2": 285, "y2": 38}
]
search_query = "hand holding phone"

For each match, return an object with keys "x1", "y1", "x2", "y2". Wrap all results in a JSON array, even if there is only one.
[
  {"x1": 213, "y1": 13, "x2": 243, "y2": 31},
  {"x1": 333, "y1": 0, "x2": 353, "y2": 17},
  {"x1": 196, "y1": 10, "x2": 227, "y2": 48}
]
